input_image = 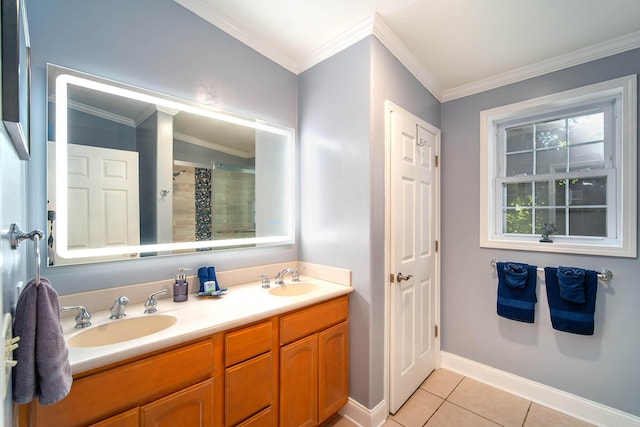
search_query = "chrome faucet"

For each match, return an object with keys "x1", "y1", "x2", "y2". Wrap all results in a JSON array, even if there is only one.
[
  {"x1": 258, "y1": 274, "x2": 271, "y2": 289},
  {"x1": 110, "y1": 296, "x2": 129, "y2": 319},
  {"x1": 274, "y1": 268, "x2": 295, "y2": 285},
  {"x1": 291, "y1": 266, "x2": 305, "y2": 282},
  {"x1": 61, "y1": 305, "x2": 92, "y2": 329},
  {"x1": 144, "y1": 289, "x2": 168, "y2": 314}
]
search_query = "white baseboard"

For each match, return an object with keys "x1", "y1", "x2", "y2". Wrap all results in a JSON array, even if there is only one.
[
  {"x1": 441, "y1": 352, "x2": 640, "y2": 427},
  {"x1": 339, "y1": 397, "x2": 388, "y2": 427}
]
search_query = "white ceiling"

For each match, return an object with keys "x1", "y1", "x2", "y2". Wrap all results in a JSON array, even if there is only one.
[{"x1": 175, "y1": 0, "x2": 640, "y2": 101}]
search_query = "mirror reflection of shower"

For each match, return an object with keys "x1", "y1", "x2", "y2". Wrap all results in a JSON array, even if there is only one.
[
  {"x1": 173, "y1": 170, "x2": 187, "y2": 180},
  {"x1": 172, "y1": 161, "x2": 256, "y2": 250}
]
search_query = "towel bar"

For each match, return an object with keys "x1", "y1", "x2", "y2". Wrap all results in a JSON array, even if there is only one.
[
  {"x1": 9, "y1": 223, "x2": 44, "y2": 285},
  {"x1": 490, "y1": 259, "x2": 613, "y2": 282}
]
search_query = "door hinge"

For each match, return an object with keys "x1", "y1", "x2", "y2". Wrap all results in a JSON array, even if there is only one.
[
  {"x1": 435, "y1": 325, "x2": 439, "y2": 338},
  {"x1": 435, "y1": 240, "x2": 439, "y2": 252},
  {"x1": 435, "y1": 155, "x2": 439, "y2": 167},
  {"x1": 390, "y1": 273, "x2": 395, "y2": 283}
]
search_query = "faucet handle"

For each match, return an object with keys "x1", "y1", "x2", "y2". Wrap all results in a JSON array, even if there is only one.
[
  {"x1": 291, "y1": 266, "x2": 306, "y2": 282},
  {"x1": 145, "y1": 289, "x2": 168, "y2": 314},
  {"x1": 258, "y1": 274, "x2": 270, "y2": 289},
  {"x1": 61, "y1": 305, "x2": 92, "y2": 329}
]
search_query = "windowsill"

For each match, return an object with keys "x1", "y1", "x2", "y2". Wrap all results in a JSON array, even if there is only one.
[{"x1": 480, "y1": 238, "x2": 636, "y2": 258}]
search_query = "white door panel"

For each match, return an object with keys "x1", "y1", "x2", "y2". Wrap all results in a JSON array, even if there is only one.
[{"x1": 389, "y1": 106, "x2": 439, "y2": 414}]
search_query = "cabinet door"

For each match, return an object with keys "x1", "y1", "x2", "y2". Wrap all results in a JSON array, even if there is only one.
[
  {"x1": 225, "y1": 352, "x2": 273, "y2": 426},
  {"x1": 280, "y1": 335, "x2": 318, "y2": 427},
  {"x1": 140, "y1": 379, "x2": 213, "y2": 427},
  {"x1": 318, "y1": 321, "x2": 349, "y2": 423},
  {"x1": 89, "y1": 408, "x2": 139, "y2": 427}
]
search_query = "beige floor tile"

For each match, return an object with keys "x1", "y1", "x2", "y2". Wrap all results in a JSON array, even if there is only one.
[
  {"x1": 524, "y1": 403, "x2": 595, "y2": 427},
  {"x1": 320, "y1": 415, "x2": 359, "y2": 427},
  {"x1": 447, "y1": 378, "x2": 530, "y2": 427},
  {"x1": 420, "y1": 369, "x2": 464, "y2": 399},
  {"x1": 389, "y1": 389, "x2": 444, "y2": 427},
  {"x1": 426, "y1": 401, "x2": 500, "y2": 427},
  {"x1": 383, "y1": 418, "x2": 404, "y2": 427}
]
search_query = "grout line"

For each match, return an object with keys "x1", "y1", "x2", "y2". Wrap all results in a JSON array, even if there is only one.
[{"x1": 521, "y1": 401, "x2": 533, "y2": 427}]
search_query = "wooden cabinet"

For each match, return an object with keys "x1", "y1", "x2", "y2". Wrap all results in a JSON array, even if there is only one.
[
  {"x1": 279, "y1": 296, "x2": 349, "y2": 426},
  {"x1": 22, "y1": 337, "x2": 220, "y2": 427},
  {"x1": 224, "y1": 320, "x2": 277, "y2": 426},
  {"x1": 141, "y1": 379, "x2": 214, "y2": 426},
  {"x1": 19, "y1": 295, "x2": 349, "y2": 427}
]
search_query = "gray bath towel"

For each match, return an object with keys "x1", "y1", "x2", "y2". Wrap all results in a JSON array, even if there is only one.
[{"x1": 13, "y1": 278, "x2": 72, "y2": 405}]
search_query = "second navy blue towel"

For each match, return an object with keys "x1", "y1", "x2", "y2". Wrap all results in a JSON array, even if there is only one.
[
  {"x1": 544, "y1": 267, "x2": 598, "y2": 335},
  {"x1": 496, "y1": 262, "x2": 537, "y2": 323}
]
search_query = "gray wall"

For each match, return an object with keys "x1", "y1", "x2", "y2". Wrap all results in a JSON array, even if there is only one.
[
  {"x1": 299, "y1": 36, "x2": 440, "y2": 409},
  {"x1": 440, "y1": 47, "x2": 640, "y2": 416},
  {"x1": 27, "y1": 0, "x2": 298, "y2": 295}
]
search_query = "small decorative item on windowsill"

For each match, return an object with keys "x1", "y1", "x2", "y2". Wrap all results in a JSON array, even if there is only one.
[{"x1": 539, "y1": 223, "x2": 557, "y2": 243}]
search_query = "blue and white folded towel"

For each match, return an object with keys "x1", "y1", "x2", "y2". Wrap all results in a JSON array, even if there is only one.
[
  {"x1": 544, "y1": 266, "x2": 598, "y2": 335},
  {"x1": 496, "y1": 262, "x2": 538, "y2": 323}
]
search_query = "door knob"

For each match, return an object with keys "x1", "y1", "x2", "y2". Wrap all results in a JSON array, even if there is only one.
[{"x1": 396, "y1": 272, "x2": 413, "y2": 282}]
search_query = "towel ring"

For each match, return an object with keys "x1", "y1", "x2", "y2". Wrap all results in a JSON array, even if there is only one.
[
  {"x1": 490, "y1": 259, "x2": 613, "y2": 282},
  {"x1": 9, "y1": 224, "x2": 44, "y2": 285}
]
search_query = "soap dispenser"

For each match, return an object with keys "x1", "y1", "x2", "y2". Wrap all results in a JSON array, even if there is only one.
[{"x1": 173, "y1": 268, "x2": 191, "y2": 302}]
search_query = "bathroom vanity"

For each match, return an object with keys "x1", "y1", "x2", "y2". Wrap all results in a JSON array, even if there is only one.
[{"x1": 17, "y1": 268, "x2": 351, "y2": 427}]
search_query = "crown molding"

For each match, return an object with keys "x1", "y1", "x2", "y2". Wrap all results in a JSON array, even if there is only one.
[
  {"x1": 370, "y1": 13, "x2": 443, "y2": 101},
  {"x1": 174, "y1": 1, "x2": 640, "y2": 104},
  {"x1": 442, "y1": 30, "x2": 640, "y2": 102},
  {"x1": 67, "y1": 99, "x2": 136, "y2": 127},
  {"x1": 174, "y1": 132, "x2": 254, "y2": 159},
  {"x1": 173, "y1": 0, "x2": 298, "y2": 73},
  {"x1": 296, "y1": 15, "x2": 375, "y2": 74}
]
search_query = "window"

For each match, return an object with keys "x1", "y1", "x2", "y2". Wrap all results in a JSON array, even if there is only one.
[{"x1": 480, "y1": 75, "x2": 637, "y2": 257}]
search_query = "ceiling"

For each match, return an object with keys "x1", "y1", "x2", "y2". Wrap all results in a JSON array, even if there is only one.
[{"x1": 175, "y1": 0, "x2": 640, "y2": 101}]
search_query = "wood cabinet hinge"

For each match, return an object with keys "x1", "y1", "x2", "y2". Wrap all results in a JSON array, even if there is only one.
[
  {"x1": 435, "y1": 325, "x2": 439, "y2": 338},
  {"x1": 435, "y1": 155, "x2": 439, "y2": 167},
  {"x1": 435, "y1": 240, "x2": 439, "y2": 252}
]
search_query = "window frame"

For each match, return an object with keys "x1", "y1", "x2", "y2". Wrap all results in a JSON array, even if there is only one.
[{"x1": 480, "y1": 75, "x2": 637, "y2": 257}]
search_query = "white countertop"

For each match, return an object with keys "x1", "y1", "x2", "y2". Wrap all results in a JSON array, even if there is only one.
[{"x1": 62, "y1": 277, "x2": 353, "y2": 375}]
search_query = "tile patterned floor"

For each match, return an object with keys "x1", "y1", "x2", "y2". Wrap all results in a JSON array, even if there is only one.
[{"x1": 329, "y1": 369, "x2": 595, "y2": 427}]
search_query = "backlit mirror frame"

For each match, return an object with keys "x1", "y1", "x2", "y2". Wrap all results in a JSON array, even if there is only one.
[{"x1": 50, "y1": 65, "x2": 295, "y2": 261}]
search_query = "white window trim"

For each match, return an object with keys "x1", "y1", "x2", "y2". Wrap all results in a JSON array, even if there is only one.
[{"x1": 480, "y1": 75, "x2": 637, "y2": 258}]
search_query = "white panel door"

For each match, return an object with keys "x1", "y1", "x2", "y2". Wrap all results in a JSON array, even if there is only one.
[
  {"x1": 389, "y1": 107, "x2": 439, "y2": 413},
  {"x1": 48, "y1": 142, "x2": 140, "y2": 264}
]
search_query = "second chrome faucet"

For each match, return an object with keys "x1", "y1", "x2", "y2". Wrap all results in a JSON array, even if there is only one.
[{"x1": 109, "y1": 296, "x2": 129, "y2": 319}]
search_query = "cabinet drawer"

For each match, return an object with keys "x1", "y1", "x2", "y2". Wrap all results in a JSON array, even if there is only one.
[
  {"x1": 225, "y1": 321, "x2": 272, "y2": 366},
  {"x1": 225, "y1": 352, "x2": 273, "y2": 426},
  {"x1": 237, "y1": 407, "x2": 271, "y2": 427},
  {"x1": 280, "y1": 296, "x2": 348, "y2": 345},
  {"x1": 34, "y1": 339, "x2": 215, "y2": 427}
]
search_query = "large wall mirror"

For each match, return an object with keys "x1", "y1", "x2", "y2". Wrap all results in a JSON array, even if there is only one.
[{"x1": 47, "y1": 64, "x2": 295, "y2": 266}]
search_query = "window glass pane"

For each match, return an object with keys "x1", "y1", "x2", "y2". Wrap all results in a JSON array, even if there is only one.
[
  {"x1": 536, "y1": 147, "x2": 567, "y2": 174},
  {"x1": 506, "y1": 125, "x2": 533, "y2": 153},
  {"x1": 568, "y1": 142, "x2": 604, "y2": 171},
  {"x1": 534, "y1": 208, "x2": 566, "y2": 235},
  {"x1": 536, "y1": 119, "x2": 566, "y2": 149},
  {"x1": 504, "y1": 208, "x2": 532, "y2": 234},
  {"x1": 505, "y1": 183, "x2": 532, "y2": 207},
  {"x1": 535, "y1": 180, "x2": 565, "y2": 207},
  {"x1": 569, "y1": 208, "x2": 607, "y2": 236},
  {"x1": 568, "y1": 112, "x2": 603, "y2": 144},
  {"x1": 569, "y1": 177, "x2": 607, "y2": 206},
  {"x1": 505, "y1": 152, "x2": 533, "y2": 176}
]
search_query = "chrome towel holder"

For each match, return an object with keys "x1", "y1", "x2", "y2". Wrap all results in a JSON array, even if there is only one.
[
  {"x1": 490, "y1": 259, "x2": 613, "y2": 282},
  {"x1": 9, "y1": 224, "x2": 44, "y2": 286}
]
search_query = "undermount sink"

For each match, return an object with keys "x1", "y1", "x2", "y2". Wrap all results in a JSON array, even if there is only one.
[
  {"x1": 67, "y1": 314, "x2": 177, "y2": 347},
  {"x1": 268, "y1": 283, "x2": 321, "y2": 297}
]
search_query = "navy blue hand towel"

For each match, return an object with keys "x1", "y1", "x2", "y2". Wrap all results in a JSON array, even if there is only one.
[
  {"x1": 544, "y1": 267, "x2": 597, "y2": 335},
  {"x1": 557, "y1": 266, "x2": 586, "y2": 303},
  {"x1": 207, "y1": 266, "x2": 220, "y2": 291},
  {"x1": 197, "y1": 267, "x2": 208, "y2": 292},
  {"x1": 496, "y1": 262, "x2": 537, "y2": 323}
]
